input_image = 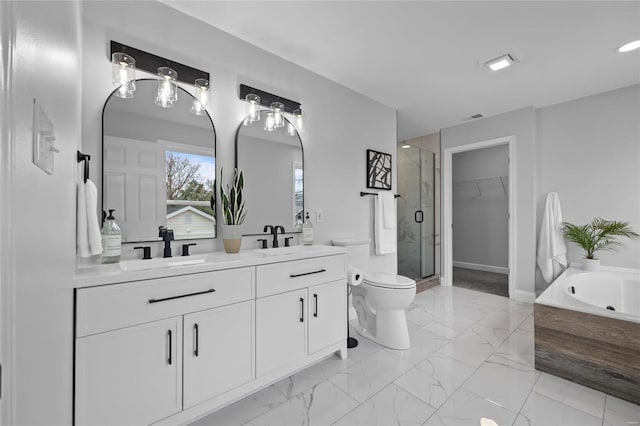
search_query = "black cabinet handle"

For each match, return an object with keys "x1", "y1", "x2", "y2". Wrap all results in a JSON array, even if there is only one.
[
  {"x1": 290, "y1": 269, "x2": 326, "y2": 278},
  {"x1": 148, "y1": 288, "x2": 215, "y2": 304},
  {"x1": 299, "y1": 297, "x2": 304, "y2": 323},
  {"x1": 313, "y1": 293, "x2": 318, "y2": 318},
  {"x1": 415, "y1": 210, "x2": 424, "y2": 223},
  {"x1": 167, "y1": 330, "x2": 172, "y2": 366},
  {"x1": 194, "y1": 323, "x2": 199, "y2": 357}
]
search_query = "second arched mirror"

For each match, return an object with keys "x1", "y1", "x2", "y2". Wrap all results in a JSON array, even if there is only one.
[{"x1": 235, "y1": 113, "x2": 304, "y2": 235}]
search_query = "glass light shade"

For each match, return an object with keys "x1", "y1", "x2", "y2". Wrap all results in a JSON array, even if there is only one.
[
  {"x1": 190, "y1": 78, "x2": 210, "y2": 115},
  {"x1": 287, "y1": 122, "x2": 297, "y2": 137},
  {"x1": 271, "y1": 102, "x2": 284, "y2": 128},
  {"x1": 245, "y1": 94, "x2": 260, "y2": 123},
  {"x1": 155, "y1": 67, "x2": 178, "y2": 108},
  {"x1": 264, "y1": 111, "x2": 276, "y2": 132},
  {"x1": 293, "y1": 108, "x2": 305, "y2": 132},
  {"x1": 111, "y1": 52, "x2": 136, "y2": 99}
]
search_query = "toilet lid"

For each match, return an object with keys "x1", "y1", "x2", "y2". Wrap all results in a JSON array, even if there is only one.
[{"x1": 364, "y1": 273, "x2": 416, "y2": 289}]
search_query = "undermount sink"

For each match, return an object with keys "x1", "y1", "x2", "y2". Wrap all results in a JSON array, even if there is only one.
[
  {"x1": 255, "y1": 245, "x2": 328, "y2": 256},
  {"x1": 119, "y1": 255, "x2": 208, "y2": 272}
]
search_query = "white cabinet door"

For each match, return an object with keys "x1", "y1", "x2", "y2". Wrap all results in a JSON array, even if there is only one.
[
  {"x1": 308, "y1": 280, "x2": 347, "y2": 354},
  {"x1": 256, "y1": 289, "x2": 307, "y2": 377},
  {"x1": 75, "y1": 317, "x2": 182, "y2": 426},
  {"x1": 183, "y1": 300, "x2": 255, "y2": 409}
]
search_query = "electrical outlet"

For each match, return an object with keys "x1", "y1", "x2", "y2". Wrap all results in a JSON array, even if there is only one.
[{"x1": 316, "y1": 210, "x2": 324, "y2": 223}]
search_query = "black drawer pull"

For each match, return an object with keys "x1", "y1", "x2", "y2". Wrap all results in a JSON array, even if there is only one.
[
  {"x1": 194, "y1": 323, "x2": 199, "y2": 357},
  {"x1": 313, "y1": 293, "x2": 318, "y2": 318},
  {"x1": 148, "y1": 288, "x2": 215, "y2": 304},
  {"x1": 167, "y1": 330, "x2": 172, "y2": 365},
  {"x1": 300, "y1": 297, "x2": 304, "y2": 322},
  {"x1": 290, "y1": 269, "x2": 326, "y2": 278}
]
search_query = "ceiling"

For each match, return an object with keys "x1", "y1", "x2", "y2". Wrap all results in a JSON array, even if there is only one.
[{"x1": 162, "y1": 1, "x2": 640, "y2": 140}]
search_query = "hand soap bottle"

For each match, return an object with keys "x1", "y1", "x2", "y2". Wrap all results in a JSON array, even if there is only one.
[
  {"x1": 101, "y1": 209, "x2": 121, "y2": 263},
  {"x1": 295, "y1": 213, "x2": 303, "y2": 232},
  {"x1": 302, "y1": 211, "x2": 314, "y2": 245}
]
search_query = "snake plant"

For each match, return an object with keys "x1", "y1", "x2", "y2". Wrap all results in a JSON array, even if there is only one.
[{"x1": 218, "y1": 168, "x2": 246, "y2": 225}]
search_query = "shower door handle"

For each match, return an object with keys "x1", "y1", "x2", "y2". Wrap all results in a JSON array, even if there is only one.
[{"x1": 414, "y1": 210, "x2": 424, "y2": 223}]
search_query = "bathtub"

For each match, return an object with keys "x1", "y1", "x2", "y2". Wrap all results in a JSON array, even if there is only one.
[{"x1": 535, "y1": 265, "x2": 640, "y2": 405}]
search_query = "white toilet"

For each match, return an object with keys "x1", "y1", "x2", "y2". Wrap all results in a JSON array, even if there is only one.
[{"x1": 332, "y1": 238, "x2": 416, "y2": 350}]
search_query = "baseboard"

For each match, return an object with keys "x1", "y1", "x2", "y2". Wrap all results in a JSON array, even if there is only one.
[
  {"x1": 512, "y1": 289, "x2": 536, "y2": 303},
  {"x1": 453, "y1": 261, "x2": 509, "y2": 275}
]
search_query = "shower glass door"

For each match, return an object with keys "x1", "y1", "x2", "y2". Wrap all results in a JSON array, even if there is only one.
[{"x1": 397, "y1": 145, "x2": 435, "y2": 280}]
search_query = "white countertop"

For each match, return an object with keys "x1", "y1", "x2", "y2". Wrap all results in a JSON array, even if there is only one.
[{"x1": 74, "y1": 245, "x2": 346, "y2": 288}]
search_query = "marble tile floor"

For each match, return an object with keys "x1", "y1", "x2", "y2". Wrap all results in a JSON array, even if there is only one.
[{"x1": 190, "y1": 285, "x2": 640, "y2": 426}]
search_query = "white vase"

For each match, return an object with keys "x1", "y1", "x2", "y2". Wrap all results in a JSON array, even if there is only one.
[
  {"x1": 582, "y1": 258, "x2": 600, "y2": 272},
  {"x1": 221, "y1": 224, "x2": 243, "y2": 254}
]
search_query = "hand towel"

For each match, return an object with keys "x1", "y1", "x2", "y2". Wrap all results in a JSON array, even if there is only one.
[
  {"x1": 381, "y1": 192, "x2": 396, "y2": 229},
  {"x1": 374, "y1": 193, "x2": 397, "y2": 255},
  {"x1": 77, "y1": 179, "x2": 103, "y2": 257},
  {"x1": 85, "y1": 179, "x2": 103, "y2": 256},
  {"x1": 77, "y1": 182, "x2": 90, "y2": 258},
  {"x1": 537, "y1": 192, "x2": 567, "y2": 283}
]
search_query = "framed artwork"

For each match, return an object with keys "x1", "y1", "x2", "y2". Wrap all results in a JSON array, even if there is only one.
[{"x1": 366, "y1": 149, "x2": 392, "y2": 190}]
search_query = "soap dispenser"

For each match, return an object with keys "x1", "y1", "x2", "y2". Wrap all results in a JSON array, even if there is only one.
[
  {"x1": 101, "y1": 209, "x2": 121, "y2": 263},
  {"x1": 302, "y1": 211, "x2": 314, "y2": 245},
  {"x1": 295, "y1": 212, "x2": 303, "y2": 232}
]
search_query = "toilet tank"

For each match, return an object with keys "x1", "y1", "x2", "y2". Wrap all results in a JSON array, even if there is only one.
[{"x1": 332, "y1": 238, "x2": 371, "y2": 271}]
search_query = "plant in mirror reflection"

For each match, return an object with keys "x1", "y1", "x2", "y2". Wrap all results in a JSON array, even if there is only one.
[{"x1": 219, "y1": 168, "x2": 246, "y2": 225}]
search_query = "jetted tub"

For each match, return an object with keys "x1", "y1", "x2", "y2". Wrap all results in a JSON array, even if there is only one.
[{"x1": 535, "y1": 265, "x2": 640, "y2": 405}]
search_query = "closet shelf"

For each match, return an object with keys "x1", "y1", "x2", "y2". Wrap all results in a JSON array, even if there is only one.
[{"x1": 453, "y1": 175, "x2": 508, "y2": 196}]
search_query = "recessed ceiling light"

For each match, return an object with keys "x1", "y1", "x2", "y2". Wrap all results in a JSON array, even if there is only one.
[
  {"x1": 618, "y1": 40, "x2": 640, "y2": 53},
  {"x1": 484, "y1": 53, "x2": 516, "y2": 72}
]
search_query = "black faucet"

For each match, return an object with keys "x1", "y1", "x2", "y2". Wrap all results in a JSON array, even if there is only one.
[
  {"x1": 158, "y1": 226, "x2": 174, "y2": 258},
  {"x1": 263, "y1": 225, "x2": 285, "y2": 248}
]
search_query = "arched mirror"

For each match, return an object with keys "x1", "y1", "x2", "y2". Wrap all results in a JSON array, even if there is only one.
[
  {"x1": 103, "y1": 79, "x2": 216, "y2": 243},
  {"x1": 235, "y1": 113, "x2": 304, "y2": 235}
]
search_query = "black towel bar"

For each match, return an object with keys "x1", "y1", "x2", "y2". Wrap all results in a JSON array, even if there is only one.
[
  {"x1": 360, "y1": 191, "x2": 400, "y2": 198},
  {"x1": 77, "y1": 151, "x2": 90, "y2": 183}
]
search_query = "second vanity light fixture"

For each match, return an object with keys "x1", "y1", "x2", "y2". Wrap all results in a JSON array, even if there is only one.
[
  {"x1": 110, "y1": 41, "x2": 211, "y2": 115},
  {"x1": 239, "y1": 84, "x2": 306, "y2": 134}
]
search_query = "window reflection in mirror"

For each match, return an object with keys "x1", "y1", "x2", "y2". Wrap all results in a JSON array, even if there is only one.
[{"x1": 103, "y1": 79, "x2": 216, "y2": 243}]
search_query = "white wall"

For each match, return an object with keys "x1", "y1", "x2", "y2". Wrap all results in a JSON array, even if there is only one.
[
  {"x1": 452, "y1": 144, "x2": 509, "y2": 269},
  {"x1": 535, "y1": 84, "x2": 640, "y2": 292},
  {"x1": 2, "y1": 1, "x2": 82, "y2": 424},
  {"x1": 81, "y1": 1, "x2": 397, "y2": 272},
  {"x1": 441, "y1": 107, "x2": 536, "y2": 301}
]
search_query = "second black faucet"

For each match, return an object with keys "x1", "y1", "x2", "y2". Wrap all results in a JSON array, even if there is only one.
[{"x1": 263, "y1": 224, "x2": 285, "y2": 248}]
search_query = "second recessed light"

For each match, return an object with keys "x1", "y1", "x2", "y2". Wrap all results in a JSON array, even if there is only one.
[{"x1": 484, "y1": 53, "x2": 517, "y2": 72}]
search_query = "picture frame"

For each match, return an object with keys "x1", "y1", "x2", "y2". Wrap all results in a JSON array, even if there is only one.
[{"x1": 366, "y1": 149, "x2": 392, "y2": 190}]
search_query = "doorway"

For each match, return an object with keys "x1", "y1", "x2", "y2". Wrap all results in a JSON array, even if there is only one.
[{"x1": 442, "y1": 136, "x2": 516, "y2": 298}]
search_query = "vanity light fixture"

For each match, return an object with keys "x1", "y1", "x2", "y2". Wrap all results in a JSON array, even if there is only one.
[
  {"x1": 111, "y1": 52, "x2": 136, "y2": 98},
  {"x1": 245, "y1": 94, "x2": 261, "y2": 125},
  {"x1": 287, "y1": 122, "x2": 297, "y2": 136},
  {"x1": 271, "y1": 102, "x2": 285, "y2": 128},
  {"x1": 484, "y1": 53, "x2": 516, "y2": 72},
  {"x1": 618, "y1": 39, "x2": 640, "y2": 53},
  {"x1": 292, "y1": 107, "x2": 305, "y2": 132},
  {"x1": 155, "y1": 67, "x2": 178, "y2": 108},
  {"x1": 264, "y1": 111, "x2": 276, "y2": 132},
  {"x1": 190, "y1": 78, "x2": 210, "y2": 115}
]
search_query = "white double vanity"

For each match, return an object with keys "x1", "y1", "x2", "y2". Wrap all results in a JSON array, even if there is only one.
[{"x1": 74, "y1": 246, "x2": 347, "y2": 425}]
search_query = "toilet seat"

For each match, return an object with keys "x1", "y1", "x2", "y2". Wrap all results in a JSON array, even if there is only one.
[{"x1": 363, "y1": 273, "x2": 416, "y2": 290}]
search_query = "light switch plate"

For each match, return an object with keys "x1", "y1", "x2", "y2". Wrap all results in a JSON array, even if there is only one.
[
  {"x1": 316, "y1": 209, "x2": 324, "y2": 223},
  {"x1": 32, "y1": 99, "x2": 57, "y2": 175}
]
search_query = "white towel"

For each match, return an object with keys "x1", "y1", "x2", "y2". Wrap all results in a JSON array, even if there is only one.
[
  {"x1": 85, "y1": 179, "x2": 103, "y2": 255},
  {"x1": 537, "y1": 192, "x2": 567, "y2": 283},
  {"x1": 380, "y1": 192, "x2": 396, "y2": 229},
  {"x1": 77, "y1": 179, "x2": 103, "y2": 257},
  {"x1": 374, "y1": 193, "x2": 397, "y2": 255}
]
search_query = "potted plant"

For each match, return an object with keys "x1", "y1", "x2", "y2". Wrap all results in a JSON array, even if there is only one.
[
  {"x1": 563, "y1": 217, "x2": 638, "y2": 271},
  {"x1": 217, "y1": 168, "x2": 246, "y2": 253}
]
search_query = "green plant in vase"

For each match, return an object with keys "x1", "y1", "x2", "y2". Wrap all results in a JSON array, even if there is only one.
[
  {"x1": 563, "y1": 217, "x2": 638, "y2": 271},
  {"x1": 218, "y1": 168, "x2": 246, "y2": 253}
]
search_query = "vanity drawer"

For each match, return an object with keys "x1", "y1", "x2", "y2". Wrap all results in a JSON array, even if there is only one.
[
  {"x1": 256, "y1": 255, "x2": 346, "y2": 297},
  {"x1": 76, "y1": 267, "x2": 255, "y2": 337}
]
